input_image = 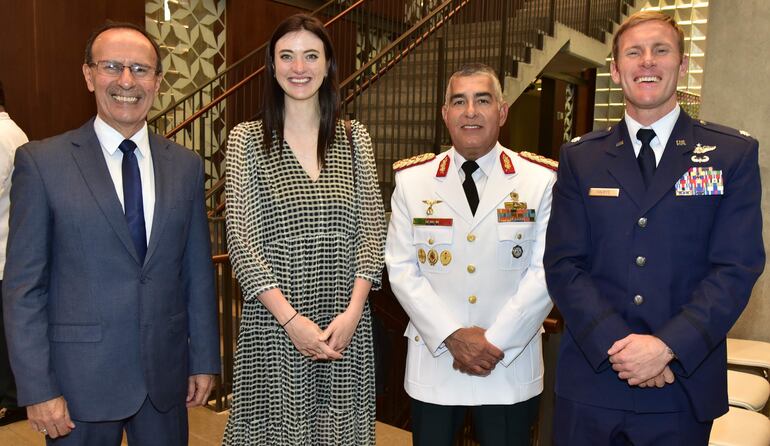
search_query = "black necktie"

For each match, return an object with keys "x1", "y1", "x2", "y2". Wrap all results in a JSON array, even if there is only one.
[
  {"x1": 118, "y1": 139, "x2": 147, "y2": 263},
  {"x1": 461, "y1": 160, "x2": 480, "y2": 215},
  {"x1": 636, "y1": 128, "x2": 657, "y2": 189}
]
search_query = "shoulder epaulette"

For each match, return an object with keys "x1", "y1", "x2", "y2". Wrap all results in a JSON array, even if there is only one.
[
  {"x1": 694, "y1": 119, "x2": 756, "y2": 141},
  {"x1": 393, "y1": 153, "x2": 436, "y2": 172},
  {"x1": 519, "y1": 151, "x2": 559, "y2": 171},
  {"x1": 565, "y1": 127, "x2": 613, "y2": 146}
]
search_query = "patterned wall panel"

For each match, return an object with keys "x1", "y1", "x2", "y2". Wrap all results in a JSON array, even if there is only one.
[{"x1": 145, "y1": 0, "x2": 226, "y2": 187}]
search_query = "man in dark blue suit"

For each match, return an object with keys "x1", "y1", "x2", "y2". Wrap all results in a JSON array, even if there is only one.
[
  {"x1": 2, "y1": 22, "x2": 220, "y2": 445},
  {"x1": 544, "y1": 11, "x2": 764, "y2": 445}
]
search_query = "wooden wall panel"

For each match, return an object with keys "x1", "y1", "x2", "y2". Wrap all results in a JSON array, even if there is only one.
[
  {"x1": 0, "y1": 0, "x2": 144, "y2": 140},
  {"x1": 225, "y1": 0, "x2": 306, "y2": 65}
]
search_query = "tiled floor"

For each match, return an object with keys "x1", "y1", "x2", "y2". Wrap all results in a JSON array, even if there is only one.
[{"x1": 0, "y1": 408, "x2": 412, "y2": 445}]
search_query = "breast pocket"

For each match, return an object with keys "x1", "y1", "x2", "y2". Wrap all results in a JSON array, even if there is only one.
[
  {"x1": 413, "y1": 226, "x2": 454, "y2": 274},
  {"x1": 497, "y1": 224, "x2": 535, "y2": 270}
]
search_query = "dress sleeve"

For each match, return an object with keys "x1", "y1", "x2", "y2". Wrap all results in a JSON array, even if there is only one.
[
  {"x1": 350, "y1": 121, "x2": 386, "y2": 290},
  {"x1": 225, "y1": 122, "x2": 279, "y2": 300}
]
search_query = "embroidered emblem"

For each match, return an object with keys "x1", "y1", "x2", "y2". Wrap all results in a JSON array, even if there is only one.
[
  {"x1": 675, "y1": 167, "x2": 724, "y2": 196},
  {"x1": 499, "y1": 152, "x2": 516, "y2": 174},
  {"x1": 393, "y1": 153, "x2": 436, "y2": 171},
  {"x1": 676, "y1": 139, "x2": 686, "y2": 146},
  {"x1": 417, "y1": 248, "x2": 427, "y2": 264},
  {"x1": 518, "y1": 151, "x2": 559, "y2": 171},
  {"x1": 436, "y1": 155, "x2": 451, "y2": 177}
]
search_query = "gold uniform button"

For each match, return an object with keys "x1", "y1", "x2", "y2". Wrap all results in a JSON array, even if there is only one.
[
  {"x1": 633, "y1": 295, "x2": 644, "y2": 305},
  {"x1": 467, "y1": 265, "x2": 476, "y2": 273},
  {"x1": 636, "y1": 256, "x2": 646, "y2": 267},
  {"x1": 428, "y1": 237, "x2": 435, "y2": 245},
  {"x1": 467, "y1": 233, "x2": 476, "y2": 242},
  {"x1": 468, "y1": 295, "x2": 477, "y2": 304},
  {"x1": 414, "y1": 335, "x2": 420, "y2": 342}
]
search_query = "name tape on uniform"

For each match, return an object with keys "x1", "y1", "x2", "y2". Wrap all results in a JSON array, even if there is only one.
[{"x1": 588, "y1": 187, "x2": 620, "y2": 197}]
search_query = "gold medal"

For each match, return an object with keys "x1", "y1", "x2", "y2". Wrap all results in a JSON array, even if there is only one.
[
  {"x1": 417, "y1": 248, "x2": 427, "y2": 264},
  {"x1": 440, "y1": 250, "x2": 452, "y2": 266},
  {"x1": 427, "y1": 249, "x2": 438, "y2": 266}
]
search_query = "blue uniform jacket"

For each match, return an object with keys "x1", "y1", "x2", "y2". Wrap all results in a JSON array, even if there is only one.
[{"x1": 544, "y1": 111, "x2": 764, "y2": 422}]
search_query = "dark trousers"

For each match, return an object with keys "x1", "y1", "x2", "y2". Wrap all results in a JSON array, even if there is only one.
[
  {"x1": 411, "y1": 395, "x2": 540, "y2": 446},
  {"x1": 553, "y1": 396, "x2": 712, "y2": 446},
  {"x1": 47, "y1": 396, "x2": 188, "y2": 446},
  {"x1": 0, "y1": 281, "x2": 19, "y2": 409}
]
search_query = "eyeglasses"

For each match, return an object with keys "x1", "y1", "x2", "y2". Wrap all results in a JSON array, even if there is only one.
[{"x1": 88, "y1": 60, "x2": 158, "y2": 79}]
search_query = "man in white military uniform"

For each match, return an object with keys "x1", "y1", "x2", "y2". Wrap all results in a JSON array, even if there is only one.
[{"x1": 385, "y1": 63, "x2": 555, "y2": 445}]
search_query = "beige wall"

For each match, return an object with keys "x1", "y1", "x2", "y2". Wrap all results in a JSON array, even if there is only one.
[{"x1": 700, "y1": 0, "x2": 770, "y2": 342}]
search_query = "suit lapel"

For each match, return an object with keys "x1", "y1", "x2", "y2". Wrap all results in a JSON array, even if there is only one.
[
  {"x1": 144, "y1": 133, "x2": 173, "y2": 266},
  {"x1": 472, "y1": 147, "x2": 513, "y2": 231},
  {"x1": 434, "y1": 150, "x2": 473, "y2": 225},
  {"x1": 640, "y1": 112, "x2": 695, "y2": 215},
  {"x1": 606, "y1": 121, "x2": 646, "y2": 209},
  {"x1": 70, "y1": 120, "x2": 141, "y2": 264}
]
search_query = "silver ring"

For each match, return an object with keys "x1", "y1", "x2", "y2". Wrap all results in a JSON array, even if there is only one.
[{"x1": 40, "y1": 428, "x2": 48, "y2": 434}]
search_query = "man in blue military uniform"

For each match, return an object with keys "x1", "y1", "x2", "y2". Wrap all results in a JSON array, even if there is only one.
[{"x1": 544, "y1": 11, "x2": 764, "y2": 445}]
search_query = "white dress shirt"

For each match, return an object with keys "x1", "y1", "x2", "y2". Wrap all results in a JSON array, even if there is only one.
[
  {"x1": 93, "y1": 116, "x2": 155, "y2": 244},
  {"x1": 453, "y1": 143, "x2": 499, "y2": 200},
  {"x1": 624, "y1": 105, "x2": 681, "y2": 167},
  {"x1": 0, "y1": 111, "x2": 29, "y2": 278}
]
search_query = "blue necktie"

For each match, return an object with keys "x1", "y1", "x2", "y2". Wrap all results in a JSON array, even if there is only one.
[
  {"x1": 636, "y1": 128, "x2": 657, "y2": 189},
  {"x1": 118, "y1": 139, "x2": 147, "y2": 263}
]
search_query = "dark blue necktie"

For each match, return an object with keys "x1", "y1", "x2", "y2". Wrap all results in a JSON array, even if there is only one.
[
  {"x1": 461, "y1": 160, "x2": 480, "y2": 215},
  {"x1": 636, "y1": 128, "x2": 657, "y2": 189},
  {"x1": 118, "y1": 139, "x2": 147, "y2": 263}
]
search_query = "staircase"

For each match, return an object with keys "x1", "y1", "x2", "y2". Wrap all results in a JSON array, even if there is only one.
[{"x1": 345, "y1": 0, "x2": 640, "y2": 206}]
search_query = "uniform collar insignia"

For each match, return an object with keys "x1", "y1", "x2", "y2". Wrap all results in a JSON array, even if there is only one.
[
  {"x1": 499, "y1": 151, "x2": 515, "y2": 174},
  {"x1": 676, "y1": 139, "x2": 686, "y2": 147},
  {"x1": 435, "y1": 155, "x2": 451, "y2": 177},
  {"x1": 615, "y1": 140, "x2": 624, "y2": 147}
]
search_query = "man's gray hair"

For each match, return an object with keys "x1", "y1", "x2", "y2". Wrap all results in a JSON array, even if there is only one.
[{"x1": 444, "y1": 63, "x2": 504, "y2": 104}]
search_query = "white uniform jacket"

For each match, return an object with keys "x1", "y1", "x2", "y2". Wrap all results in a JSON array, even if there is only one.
[{"x1": 385, "y1": 144, "x2": 555, "y2": 406}]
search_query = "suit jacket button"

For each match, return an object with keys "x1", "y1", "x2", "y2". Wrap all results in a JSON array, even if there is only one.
[
  {"x1": 633, "y1": 295, "x2": 644, "y2": 305},
  {"x1": 468, "y1": 295, "x2": 477, "y2": 304},
  {"x1": 467, "y1": 264, "x2": 476, "y2": 273},
  {"x1": 635, "y1": 256, "x2": 646, "y2": 267},
  {"x1": 638, "y1": 217, "x2": 648, "y2": 228}
]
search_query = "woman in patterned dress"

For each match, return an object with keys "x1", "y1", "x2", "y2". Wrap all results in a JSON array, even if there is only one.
[{"x1": 222, "y1": 14, "x2": 385, "y2": 445}]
